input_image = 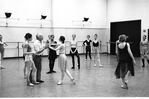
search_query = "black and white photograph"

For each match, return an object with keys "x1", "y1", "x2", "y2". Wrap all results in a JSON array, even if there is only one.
[{"x1": 0, "y1": 0, "x2": 149, "y2": 98}]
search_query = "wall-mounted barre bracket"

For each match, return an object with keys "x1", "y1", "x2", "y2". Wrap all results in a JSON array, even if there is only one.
[
  {"x1": 0, "y1": 17, "x2": 20, "y2": 27},
  {"x1": 27, "y1": 18, "x2": 52, "y2": 28},
  {"x1": 0, "y1": 17, "x2": 20, "y2": 20},
  {"x1": 27, "y1": 18, "x2": 51, "y2": 21},
  {"x1": 72, "y1": 20, "x2": 92, "y2": 27},
  {"x1": 72, "y1": 20, "x2": 92, "y2": 23},
  {"x1": 27, "y1": 19, "x2": 41, "y2": 21}
]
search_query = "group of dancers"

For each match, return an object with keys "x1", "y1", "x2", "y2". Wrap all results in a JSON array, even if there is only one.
[
  {"x1": 83, "y1": 34, "x2": 102, "y2": 67},
  {"x1": 22, "y1": 33, "x2": 76, "y2": 86},
  {"x1": 1, "y1": 33, "x2": 148, "y2": 89},
  {"x1": 22, "y1": 33, "x2": 103, "y2": 86}
]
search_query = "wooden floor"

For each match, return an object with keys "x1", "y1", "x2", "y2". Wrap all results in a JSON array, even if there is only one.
[{"x1": 0, "y1": 54, "x2": 149, "y2": 97}]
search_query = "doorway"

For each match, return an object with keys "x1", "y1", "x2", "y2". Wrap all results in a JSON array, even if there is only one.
[{"x1": 110, "y1": 20, "x2": 141, "y2": 57}]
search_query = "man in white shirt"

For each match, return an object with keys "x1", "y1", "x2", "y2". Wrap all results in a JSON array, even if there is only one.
[{"x1": 33, "y1": 33, "x2": 48, "y2": 83}]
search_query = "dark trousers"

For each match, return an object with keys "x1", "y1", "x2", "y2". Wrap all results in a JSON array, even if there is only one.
[
  {"x1": 48, "y1": 49, "x2": 57, "y2": 72},
  {"x1": 49, "y1": 58, "x2": 56, "y2": 72},
  {"x1": 85, "y1": 46, "x2": 92, "y2": 59},
  {"x1": 33, "y1": 55, "x2": 42, "y2": 81},
  {"x1": 70, "y1": 48, "x2": 80, "y2": 68}
]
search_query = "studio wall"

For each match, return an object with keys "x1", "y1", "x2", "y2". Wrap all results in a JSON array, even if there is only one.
[
  {"x1": 0, "y1": 0, "x2": 107, "y2": 58},
  {"x1": 107, "y1": 0, "x2": 149, "y2": 53},
  {"x1": 107, "y1": 0, "x2": 148, "y2": 41}
]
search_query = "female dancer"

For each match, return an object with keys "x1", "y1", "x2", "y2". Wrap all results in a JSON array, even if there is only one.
[
  {"x1": 22, "y1": 39, "x2": 27, "y2": 78},
  {"x1": 0, "y1": 34, "x2": 7, "y2": 69},
  {"x1": 115, "y1": 34, "x2": 135, "y2": 89},
  {"x1": 50, "y1": 36, "x2": 75, "y2": 85},
  {"x1": 22, "y1": 33, "x2": 39, "y2": 86},
  {"x1": 92, "y1": 34, "x2": 102, "y2": 67},
  {"x1": 46, "y1": 34, "x2": 57, "y2": 74},
  {"x1": 140, "y1": 35, "x2": 149, "y2": 67},
  {"x1": 70, "y1": 34, "x2": 80, "y2": 69},
  {"x1": 83, "y1": 35, "x2": 92, "y2": 60}
]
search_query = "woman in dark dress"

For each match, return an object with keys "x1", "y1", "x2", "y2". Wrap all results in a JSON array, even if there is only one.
[
  {"x1": 46, "y1": 35, "x2": 57, "y2": 74},
  {"x1": 115, "y1": 34, "x2": 136, "y2": 89}
]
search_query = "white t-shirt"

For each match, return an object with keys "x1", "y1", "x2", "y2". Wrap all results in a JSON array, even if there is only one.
[{"x1": 33, "y1": 40, "x2": 45, "y2": 55}]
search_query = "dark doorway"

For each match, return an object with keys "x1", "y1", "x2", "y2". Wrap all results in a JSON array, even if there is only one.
[
  {"x1": 148, "y1": 29, "x2": 149, "y2": 41},
  {"x1": 110, "y1": 20, "x2": 141, "y2": 57}
]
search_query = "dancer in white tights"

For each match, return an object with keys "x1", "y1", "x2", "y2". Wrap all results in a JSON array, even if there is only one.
[
  {"x1": 22, "y1": 33, "x2": 40, "y2": 86},
  {"x1": 49, "y1": 36, "x2": 75, "y2": 85},
  {"x1": 92, "y1": 34, "x2": 102, "y2": 67},
  {"x1": 0, "y1": 34, "x2": 7, "y2": 69}
]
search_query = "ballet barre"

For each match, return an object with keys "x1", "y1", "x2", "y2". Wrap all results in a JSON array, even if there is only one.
[
  {"x1": 106, "y1": 42, "x2": 133, "y2": 54},
  {"x1": 3, "y1": 41, "x2": 108, "y2": 58},
  {"x1": 0, "y1": 17, "x2": 20, "y2": 27}
]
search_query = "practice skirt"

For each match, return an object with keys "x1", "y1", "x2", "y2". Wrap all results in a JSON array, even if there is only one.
[
  {"x1": 58, "y1": 54, "x2": 67, "y2": 70},
  {"x1": 115, "y1": 60, "x2": 134, "y2": 79}
]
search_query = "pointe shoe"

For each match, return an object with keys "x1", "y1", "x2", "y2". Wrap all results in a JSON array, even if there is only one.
[
  {"x1": 36, "y1": 80, "x2": 44, "y2": 83},
  {"x1": 125, "y1": 82, "x2": 128, "y2": 86},
  {"x1": 125, "y1": 80, "x2": 128, "y2": 83},
  {"x1": 46, "y1": 71, "x2": 53, "y2": 74},
  {"x1": 78, "y1": 66, "x2": 80, "y2": 70},
  {"x1": 57, "y1": 81, "x2": 62, "y2": 85},
  {"x1": 52, "y1": 71, "x2": 56, "y2": 73},
  {"x1": 121, "y1": 84, "x2": 128, "y2": 89},
  {"x1": 71, "y1": 78, "x2": 76, "y2": 84},
  {"x1": 32, "y1": 81, "x2": 40, "y2": 85},
  {"x1": 27, "y1": 83, "x2": 34, "y2": 86},
  {"x1": 99, "y1": 64, "x2": 103, "y2": 67},
  {"x1": 0, "y1": 66, "x2": 5, "y2": 69}
]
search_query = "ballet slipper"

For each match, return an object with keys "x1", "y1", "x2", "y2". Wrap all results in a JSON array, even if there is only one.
[
  {"x1": 121, "y1": 83, "x2": 128, "y2": 89},
  {"x1": 99, "y1": 64, "x2": 103, "y2": 67},
  {"x1": 32, "y1": 81, "x2": 40, "y2": 85},
  {"x1": 71, "y1": 78, "x2": 75, "y2": 84},
  {"x1": 0, "y1": 66, "x2": 5, "y2": 69},
  {"x1": 27, "y1": 82, "x2": 34, "y2": 86},
  {"x1": 57, "y1": 81, "x2": 62, "y2": 85},
  {"x1": 125, "y1": 82, "x2": 128, "y2": 86},
  {"x1": 125, "y1": 80, "x2": 128, "y2": 83},
  {"x1": 98, "y1": 59, "x2": 102, "y2": 67}
]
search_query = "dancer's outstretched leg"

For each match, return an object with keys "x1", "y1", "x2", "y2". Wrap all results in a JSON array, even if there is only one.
[{"x1": 65, "y1": 69, "x2": 75, "y2": 84}]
